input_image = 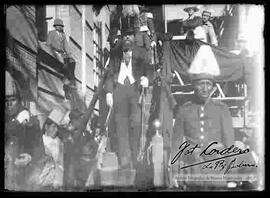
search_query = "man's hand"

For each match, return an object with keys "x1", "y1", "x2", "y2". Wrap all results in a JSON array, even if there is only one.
[
  {"x1": 106, "y1": 93, "x2": 113, "y2": 107},
  {"x1": 140, "y1": 76, "x2": 149, "y2": 88},
  {"x1": 14, "y1": 153, "x2": 32, "y2": 167},
  {"x1": 16, "y1": 110, "x2": 30, "y2": 124}
]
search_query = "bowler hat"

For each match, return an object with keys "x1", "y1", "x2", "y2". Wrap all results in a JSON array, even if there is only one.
[{"x1": 53, "y1": 18, "x2": 64, "y2": 27}]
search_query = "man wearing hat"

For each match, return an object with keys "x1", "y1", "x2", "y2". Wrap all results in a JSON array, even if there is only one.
[
  {"x1": 171, "y1": 45, "x2": 235, "y2": 189},
  {"x1": 201, "y1": 9, "x2": 218, "y2": 46},
  {"x1": 47, "y1": 18, "x2": 76, "y2": 89},
  {"x1": 5, "y1": 71, "x2": 42, "y2": 190},
  {"x1": 104, "y1": 28, "x2": 152, "y2": 170},
  {"x1": 180, "y1": 5, "x2": 203, "y2": 35},
  {"x1": 27, "y1": 108, "x2": 66, "y2": 190}
]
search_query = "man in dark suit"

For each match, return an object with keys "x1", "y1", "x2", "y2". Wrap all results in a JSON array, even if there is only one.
[{"x1": 104, "y1": 28, "x2": 152, "y2": 170}]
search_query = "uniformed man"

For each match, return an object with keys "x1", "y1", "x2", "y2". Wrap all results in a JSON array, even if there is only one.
[
  {"x1": 201, "y1": 9, "x2": 218, "y2": 46},
  {"x1": 171, "y1": 45, "x2": 235, "y2": 189},
  {"x1": 47, "y1": 18, "x2": 76, "y2": 88}
]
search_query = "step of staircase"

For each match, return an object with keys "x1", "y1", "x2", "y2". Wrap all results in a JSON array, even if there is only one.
[{"x1": 99, "y1": 168, "x2": 136, "y2": 187}]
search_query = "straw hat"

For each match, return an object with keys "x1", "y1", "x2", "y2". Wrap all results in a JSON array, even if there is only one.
[{"x1": 184, "y1": 5, "x2": 201, "y2": 13}]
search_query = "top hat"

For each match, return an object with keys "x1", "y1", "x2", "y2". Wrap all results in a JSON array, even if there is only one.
[{"x1": 122, "y1": 27, "x2": 135, "y2": 36}]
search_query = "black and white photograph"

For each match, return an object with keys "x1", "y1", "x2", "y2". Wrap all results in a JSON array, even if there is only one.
[{"x1": 4, "y1": 4, "x2": 265, "y2": 192}]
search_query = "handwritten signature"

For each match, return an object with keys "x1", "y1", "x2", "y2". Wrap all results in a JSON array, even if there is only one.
[
  {"x1": 202, "y1": 158, "x2": 258, "y2": 174},
  {"x1": 170, "y1": 141, "x2": 254, "y2": 174}
]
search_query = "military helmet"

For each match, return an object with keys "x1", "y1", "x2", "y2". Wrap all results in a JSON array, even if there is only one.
[{"x1": 53, "y1": 18, "x2": 64, "y2": 27}]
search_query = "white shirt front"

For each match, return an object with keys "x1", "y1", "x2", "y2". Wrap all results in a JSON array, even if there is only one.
[
  {"x1": 118, "y1": 54, "x2": 135, "y2": 85},
  {"x1": 42, "y1": 134, "x2": 61, "y2": 162}
]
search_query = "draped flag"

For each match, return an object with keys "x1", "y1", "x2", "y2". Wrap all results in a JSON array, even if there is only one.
[{"x1": 165, "y1": 39, "x2": 245, "y2": 83}]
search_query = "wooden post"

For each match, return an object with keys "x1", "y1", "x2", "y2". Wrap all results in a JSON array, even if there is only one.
[{"x1": 82, "y1": 5, "x2": 86, "y2": 103}]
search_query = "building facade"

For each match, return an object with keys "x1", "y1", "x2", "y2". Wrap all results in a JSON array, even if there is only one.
[{"x1": 6, "y1": 5, "x2": 113, "y2": 118}]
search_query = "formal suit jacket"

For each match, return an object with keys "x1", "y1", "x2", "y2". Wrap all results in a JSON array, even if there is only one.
[
  {"x1": 47, "y1": 30, "x2": 70, "y2": 55},
  {"x1": 104, "y1": 45, "x2": 153, "y2": 93}
]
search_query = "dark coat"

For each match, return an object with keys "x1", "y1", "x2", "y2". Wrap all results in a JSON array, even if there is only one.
[
  {"x1": 180, "y1": 16, "x2": 203, "y2": 35},
  {"x1": 171, "y1": 98, "x2": 235, "y2": 188}
]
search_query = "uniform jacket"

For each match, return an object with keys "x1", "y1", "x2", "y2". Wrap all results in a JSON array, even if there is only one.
[
  {"x1": 172, "y1": 98, "x2": 234, "y2": 155},
  {"x1": 47, "y1": 30, "x2": 70, "y2": 55},
  {"x1": 171, "y1": 98, "x2": 235, "y2": 187},
  {"x1": 104, "y1": 44, "x2": 153, "y2": 93}
]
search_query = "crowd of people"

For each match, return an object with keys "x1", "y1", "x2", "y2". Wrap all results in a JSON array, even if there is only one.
[
  {"x1": 5, "y1": 76, "x2": 100, "y2": 190},
  {"x1": 5, "y1": 5, "x2": 259, "y2": 191}
]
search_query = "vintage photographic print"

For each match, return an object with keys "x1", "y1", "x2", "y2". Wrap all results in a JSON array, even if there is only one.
[{"x1": 5, "y1": 4, "x2": 264, "y2": 192}]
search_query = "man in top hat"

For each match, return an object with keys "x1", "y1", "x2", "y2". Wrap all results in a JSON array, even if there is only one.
[
  {"x1": 47, "y1": 18, "x2": 76, "y2": 89},
  {"x1": 171, "y1": 45, "x2": 235, "y2": 189},
  {"x1": 104, "y1": 28, "x2": 152, "y2": 170},
  {"x1": 180, "y1": 5, "x2": 203, "y2": 35},
  {"x1": 201, "y1": 9, "x2": 218, "y2": 46}
]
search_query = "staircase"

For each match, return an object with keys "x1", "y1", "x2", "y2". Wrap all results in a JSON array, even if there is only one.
[{"x1": 91, "y1": 86, "x2": 153, "y2": 188}]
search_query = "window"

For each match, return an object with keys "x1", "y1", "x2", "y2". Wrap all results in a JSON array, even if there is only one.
[{"x1": 93, "y1": 21, "x2": 103, "y2": 87}]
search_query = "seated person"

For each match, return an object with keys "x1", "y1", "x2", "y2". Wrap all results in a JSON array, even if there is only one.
[{"x1": 47, "y1": 18, "x2": 76, "y2": 87}]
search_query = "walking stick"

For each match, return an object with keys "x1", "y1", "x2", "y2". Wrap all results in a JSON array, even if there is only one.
[{"x1": 137, "y1": 87, "x2": 146, "y2": 163}]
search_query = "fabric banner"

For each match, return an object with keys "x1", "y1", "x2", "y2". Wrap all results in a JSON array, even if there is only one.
[{"x1": 163, "y1": 39, "x2": 245, "y2": 83}]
